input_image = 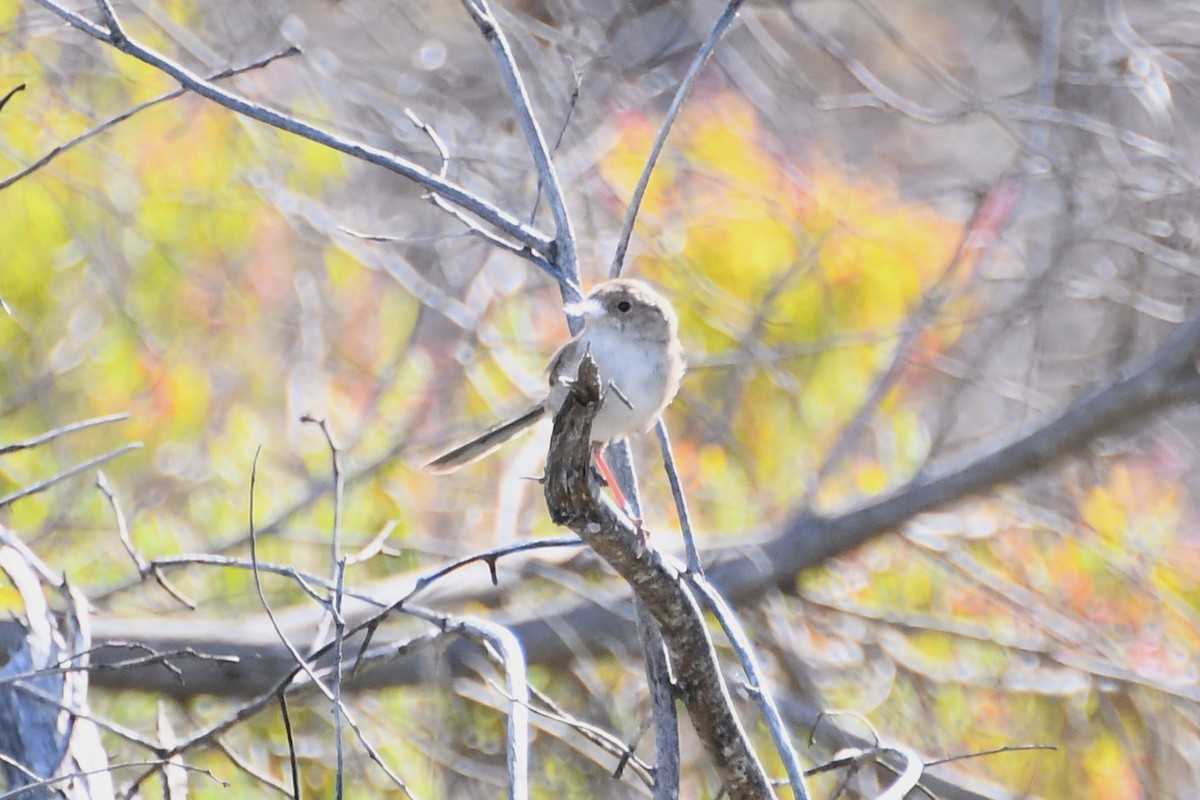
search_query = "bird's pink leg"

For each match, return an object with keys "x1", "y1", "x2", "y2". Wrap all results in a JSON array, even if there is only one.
[{"x1": 590, "y1": 442, "x2": 647, "y2": 546}]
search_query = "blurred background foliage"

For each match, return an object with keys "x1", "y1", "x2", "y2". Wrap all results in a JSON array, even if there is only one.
[{"x1": 5, "y1": 0, "x2": 1200, "y2": 797}]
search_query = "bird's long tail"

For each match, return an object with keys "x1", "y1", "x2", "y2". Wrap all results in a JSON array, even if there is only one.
[{"x1": 424, "y1": 404, "x2": 547, "y2": 473}]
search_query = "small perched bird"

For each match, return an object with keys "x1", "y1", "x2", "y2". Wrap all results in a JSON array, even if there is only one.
[{"x1": 426, "y1": 278, "x2": 684, "y2": 514}]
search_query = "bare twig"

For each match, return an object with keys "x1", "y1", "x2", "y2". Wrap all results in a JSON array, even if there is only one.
[
  {"x1": 610, "y1": 0, "x2": 746, "y2": 278},
  {"x1": 345, "y1": 520, "x2": 398, "y2": 566},
  {"x1": 213, "y1": 736, "x2": 294, "y2": 798},
  {"x1": 0, "y1": 49, "x2": 300, "y2": 191},
  {"x1": 31, "y1": 0, "x2": 554, "y2": 256},
  {"x1": 461, "y1": 0, "x2": 579, "y2": 288},
  {"x1": 332, "y1": 558, "x2": 347, "y2": 800},
  {"x1": 352, "y1": 535, "x2": 583, "y2": 674},
  {"x1": 244, "y1": 450, "x2": 414, "y2": 797},
  {"x1": 0, "y1": 443, "x2": 142, "y2": 509},
  {"x1": 401, "y1": 108, "x2": 566, "y2": 289},
  {"x1": 0, "y1": 642, "x2": 232, "y2": 689},
  {"x1": 155, "y1": 703, "x2": 188, "y2": 799},
  {"x1": 633, "y1": 599, "x2": 679, "y2": 799},
  {"x1": 515, "y1": 682, "x2": 655, "y2": 784},
  {"x1": 96, "y1": 471, "x2": 195, "y2": 609},
  {"x1": 247, "y1": 447, "x2": 334, "y2": 704},
  {"x1": 300, "y1": 413, "x2": 348, "y2": 799},
  {"x1": 926, "y1": 743, "x2": 1057, "y2": 768},
  {"x1": 0, "y1": 759, "x2": 227, "y2": 800},
  {"x1": 688, "y1": 574, "x2": 810, "y2": 800},
  {"x1": 91, "y1": 0, "x2": 125, "y2": 40},
  {"x1": 530, "y1": 61, "x2": 582, "y2": 226},
  {"x1": 278, "y1": 694, "x2": 300, "y2": 800},
  {"x1": 414, "y1": 536, "x2": 582, "y2": 593},
  {"x1": 0, "y1": 412, "x2": 130, "y2": 456},
  {"x1": 142, "y1": 553, "x2": 380, "y2": 607},
  {"x1": 299, "y1": 415, "x2": 343, "y2": 578},
  {"x1": 404, "y1": 604, "x2": 530, "y2": 800},
  {"x1": 0, "y1": 83, "x2": 25, "y2": 115},
  {"x1": 655, "y1": 420, "x2": 702, "y2": 574},
  {"x1": 96, "y1": 472, "x2": 138, "y2": 581}
]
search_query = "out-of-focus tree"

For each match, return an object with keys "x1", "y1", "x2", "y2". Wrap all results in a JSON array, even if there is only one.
[{"x1": 3, "y1": 0, "x2": 1200, "y2": 797}]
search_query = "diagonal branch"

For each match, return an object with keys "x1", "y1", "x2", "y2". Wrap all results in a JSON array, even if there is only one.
[
  {"x1": 543, "y1": 353, "x2": 776, "y2": 799},
  {"x1": 1, "y1": 48, "x2": 300, "y2": 192},
  {"x1": 0, "y1": 413, "x2": 129, "y2": 456},
  {"x1": 609, "y1": 0, "x2": 746, "y2": 279},
  {"x1": 461, "y1": 0, "x2": 579, "y2": 290},
  {"x1": 750, "y1": 312, "x2": 1200, "y2": 595},
  {"x1": 31, "y1": 0, "x2": 555, "y2": 259}
]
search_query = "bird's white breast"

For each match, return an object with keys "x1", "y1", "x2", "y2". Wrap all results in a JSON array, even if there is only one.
[{"x1": 572, "y1": 325, "x2": 672, "y2": 442}]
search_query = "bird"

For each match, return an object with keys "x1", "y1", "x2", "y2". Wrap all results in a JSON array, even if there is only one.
[{"x1": 426, "y1": 278, "x2": 684, "y2": 516}]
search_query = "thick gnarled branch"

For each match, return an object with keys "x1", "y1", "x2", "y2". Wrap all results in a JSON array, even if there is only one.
[{"x1": 542, "y1": 354, "x2": 776, "y2": 800}]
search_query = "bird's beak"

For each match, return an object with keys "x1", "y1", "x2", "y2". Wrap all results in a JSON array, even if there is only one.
[{"x1": 564, "y1": 297, "x2": 605, "y2": 319}]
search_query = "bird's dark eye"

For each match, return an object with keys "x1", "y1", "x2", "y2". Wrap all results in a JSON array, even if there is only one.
[{"x1": 617, "y1": 300, "x2": 632, "y2": 313}]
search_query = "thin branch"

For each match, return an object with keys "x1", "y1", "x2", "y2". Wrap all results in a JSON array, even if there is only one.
[
  {"x1": 518, "y1": 681, "x2": 655, "y2": 784},
  {"x1": 404, "y1": 605, "x2": 529, "y2": 800},
  {"x1": 299, "y1": 412, "x2": 347, "y2": 799},
  {"x1": 332, "y1": 558, "x2": 346, "y2": 800},
  {"x1": 0, "y1": 412, "x2": 130, "y2": 456},
  {"x1": 244, "y1": 452, "x2": 414, "y2": 797},
  {"x1": 689, "y1": 574, "x2": 810, "y2": 800},
  {"x1": 610, "y1": 0, "x2": 746, "y2": 278},
  {"x1": 655, "y1": 420, "x2": 702, "y2": 574},
  {"x1": 96, "y1": 470, "x2": 195, "y2": 609},
  {"x1": 0, "y1": 642, "x2": 215, "y2": 689},
  {"x1": 0, "y1": 83, "x2": 25, "y2": 115},
  {"x1": 401, "y1": 108, "x2": 567, "y2": 290},
  {"x1": 213, "y1": 736, "x2": 294, "y2": 798},
  {"x1": 405, "y1": 536, "x2": 584, "y2": 600},
  {"x1": 91, "y1": 0, "x2": 125, "y2": 40},
  {"x1": 353, "y1": 535, "x2": 583, "y2": 673},
  {"x1": 529, "y1": 61, "x2": 582, "y2": 226},
  {"x1": 0, "y1": 49, "x2": 300, "y2": 192},
  {"x1": 31, "y1": 0, "x2": 554, "y2": 256},
  {"x1": 278, "y1": 694, "x2": 300, "y2": 800},
  {"x1": 926, "y1": 743, "x2": 1057, "y2": 768},
  {"x1": 461, "y1": 0, "x2": 579, "y2": 287},
  {"x1": 247, "y1": 447, "x2": 335, "y2": 704},
  {"x1": 299, "y1": 415, "x2": 343, "y2": 580},
  {"x1": 0, "y1": 759, "x2": 227, "y2": 800},
  {"x1": 0, "y1": 442, "x2": 143, "y2": 509},
  {"x1": 142, "y1": 553, "x2": 378, "y2": 607},
  {"x1": 345, "y1": 520, "x2": 398, "y2": 566},
  {"x1": 633, "y1": 599, "x2": 679, "y2": 799}
]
